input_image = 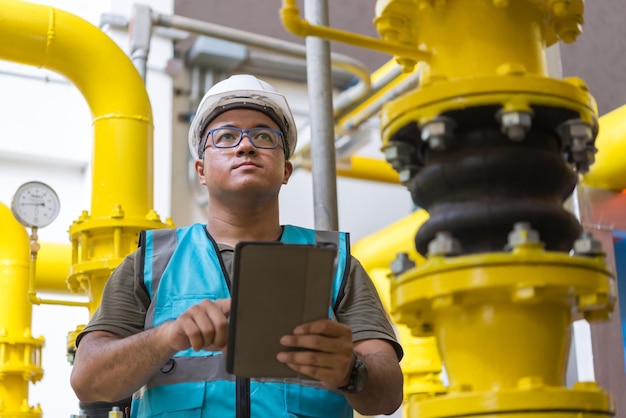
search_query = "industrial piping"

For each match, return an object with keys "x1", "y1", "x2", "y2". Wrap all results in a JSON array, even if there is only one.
[
  {"x1": 280, "y1": 1, "x2": 617, "y2": 418},
  {"x1": 0, "y1": 1, "x2": 170, "y2": 416}
]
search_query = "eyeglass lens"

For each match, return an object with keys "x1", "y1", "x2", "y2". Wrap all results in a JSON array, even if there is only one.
[{"x1": 211, "y1": 128, "x2": 281, "y2": 149}]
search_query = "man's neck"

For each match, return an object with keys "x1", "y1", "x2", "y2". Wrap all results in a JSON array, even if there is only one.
[{"x1": 206, "y1": 200, "x2": 283, "y2": 248}]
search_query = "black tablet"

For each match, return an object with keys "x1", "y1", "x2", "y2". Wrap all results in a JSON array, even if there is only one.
[{"x1": 226, "y1": 241, "x2": 337, "y2": 378}]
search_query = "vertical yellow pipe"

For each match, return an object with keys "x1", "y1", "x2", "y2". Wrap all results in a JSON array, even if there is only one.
[
  {"x1": 414, "y1": 1, "x2": 548, "y2": 79},
  {"x1": 0, "y1": 202, "x2": 44, "y2": 418}
]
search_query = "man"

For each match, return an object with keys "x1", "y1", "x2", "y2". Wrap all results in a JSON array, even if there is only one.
[{"x1": 70, "y1": 74, "x2": 404, "y2": 417}]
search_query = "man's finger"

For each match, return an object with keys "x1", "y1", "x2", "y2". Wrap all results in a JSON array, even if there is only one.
[{"x1": 293, "y1": 319, "x2": 350, "y2": 337}]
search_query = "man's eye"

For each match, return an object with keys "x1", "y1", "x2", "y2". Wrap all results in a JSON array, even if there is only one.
[{"x1": 218, "y1": 133, "x2": 237, "y2": 141}]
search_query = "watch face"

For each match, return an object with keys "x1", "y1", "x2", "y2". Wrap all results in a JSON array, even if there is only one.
[
  {"x1": 352, "y1": 358, "x2": 368, "y2": 392},
  {"x1": 339, "y1": 355, "x2": 368, "y2": 393},
  {"x1": 11, "y1": 181, "x2": 61, "y2": 228}
]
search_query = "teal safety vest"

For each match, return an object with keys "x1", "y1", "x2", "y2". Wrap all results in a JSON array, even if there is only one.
[{"x1": 131, "y1": 223, "x2": 353, "y2": 418}]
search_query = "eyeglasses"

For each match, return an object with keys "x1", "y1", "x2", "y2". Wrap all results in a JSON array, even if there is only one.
[{"x1": 203, "y1": 127, "x2": 284, "y2": 152}]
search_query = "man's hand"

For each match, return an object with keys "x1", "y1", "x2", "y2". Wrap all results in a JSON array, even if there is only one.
[
  {"x1": 161, "y1": 298, "x2": 231, "y2": 352},
  {"x1": 276, "y1": 319, "x2": 354, "y2": 390}
]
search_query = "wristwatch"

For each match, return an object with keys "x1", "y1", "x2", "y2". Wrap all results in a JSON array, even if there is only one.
[{"x1": 338, "y1": 352, "x2": 368, "y2": 394}]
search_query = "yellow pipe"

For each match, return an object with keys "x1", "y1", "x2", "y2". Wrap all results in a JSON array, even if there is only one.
[
  {"x1": 34, "y1": 242, "x2": 72, "y2": 295},
  {"x1": 0, "y1": 0, "x2": 171, "y2": 319},
  {"x1": 352, "y1": 210, "x2": 447, "y2": 402},
  {"x1": 370, "y1": 59, "x2": 405, "y2": 85},
  {"x1": 377, "y1": 0, "x2": 596, "y2": 151},
  {"x1": 280, "y1": 0, "x2": 430, "y2": 71},
  {"x1": 0, "y1": 0, "x2": 153, "y2": 217},
  {"x1": 352, "y1": 210, "x2": 427, "y2": 273},
  {"x1": 400, "y1": 0, "x2": 548, "y2": 79},
  {"x1": 26, "y1": 231, "x2": 88, "y2": 308},
  {"x1": 0, "y1": 2, "x2": 172, "y2": 413},
  {"x1": 583, "y1": 104, "x2": 626, "y2": 191},
  {"x1": 392, "y1": 245, "x2": 614, "y2": 417},
  {"x1": 0, "y1": 202, "x2": 44, "y2": 418},
  {"x1": 337, "y1": 156, "x2": 401, "y2": 184}
]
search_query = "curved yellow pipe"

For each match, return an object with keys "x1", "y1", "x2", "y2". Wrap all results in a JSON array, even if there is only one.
[
  {"x1": 0, "y1": 0, "x2": 153, "y2": 218},
  {"x1": 0, "y1": 0, "x2": 170, "y2": 320},
  {"x1": 583, "y1": 104, "x2": 626, "y2": 191},
  {"x1": 352, "y1": 210, "x2": 427, "y2": 277},
  {"x1": 352, "y1": 210, "x2": 447, "y2": 401}
]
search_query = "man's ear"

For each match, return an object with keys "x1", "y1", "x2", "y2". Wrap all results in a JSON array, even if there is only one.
[
  {"x1": 283, "y1": 160, "x2": 294, "y2": 185},
  {"x1": 195, "y1": 159, "x2": 207, "y2": 185}
]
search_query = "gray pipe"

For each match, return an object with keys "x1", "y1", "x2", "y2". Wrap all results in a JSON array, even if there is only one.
[
  {"x1": 152, "y1": 12, "x2": 371, "y2": 115},
  {"x1": 305, "y1": 0, "x2": 338, "y2": 231},
  {"x1": 129, "y1": 4, "x2": 152, "y2": 82}
]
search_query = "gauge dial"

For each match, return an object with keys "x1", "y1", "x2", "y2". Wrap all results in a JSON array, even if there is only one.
[{"x1": 11, "y1": 181, "x2": 61, "y2": 228}]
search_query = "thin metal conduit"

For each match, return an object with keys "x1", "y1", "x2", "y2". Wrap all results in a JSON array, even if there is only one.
[
  {"x1": 152, "y1": 12, "x2": 371, "y2": 115},
  {"x1": 305, "y1": 0, "x2": 338, "y2": 231},
  {"x1": 340, "y1": 68, "x2": 420, "y2": 131},
  {"x1": 333, "y1": 60, "x2": 402, "y2": 121},
  {"x1": 291, "y1": 67, "x2": 419, "y2": 169}
]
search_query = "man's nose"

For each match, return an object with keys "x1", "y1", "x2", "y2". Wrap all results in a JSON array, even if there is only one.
[{"x1": 236, "y1": 133, "x2": 255, "y2": 152}]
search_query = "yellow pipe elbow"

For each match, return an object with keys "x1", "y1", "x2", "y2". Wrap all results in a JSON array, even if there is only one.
[
  {"x1": 0, "y1": 0, "x2": 167, "y2": 323},
  {"x1": 279, "y1": 0, "x2": 429, "y2": 69},
  {"x1": 352, "y1": 209, "x2": 428, "y2": 274},
  {"x1": 352, "y1": 209, "x2": 427, "y2": 306},
  {"x1": 583, "y1": 104, "x2": 626, "y2": 191},
  {"x1": 279, "y1": 0, "x2": 310, "y2": 38},
  {"x1": 0, "y1": 0, "x2": 154, "y2": 219}
]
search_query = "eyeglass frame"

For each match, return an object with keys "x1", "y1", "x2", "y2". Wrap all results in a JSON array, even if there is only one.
[{"x1": 199, "y1": 126, "x2": 287, "y2": 159}]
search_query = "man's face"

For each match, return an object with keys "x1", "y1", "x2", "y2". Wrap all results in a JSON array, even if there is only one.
[{"x1": 194, "y1": 108, "x2": 293, "y2": 199}]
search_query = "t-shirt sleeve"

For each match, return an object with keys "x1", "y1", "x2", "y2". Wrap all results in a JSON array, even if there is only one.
[
  {"x1": 335, "y1": 256, "x2": 404, "y2": 361},
  {"x1": 76, "y1": 250, "x2": 151, "y2": 346}
]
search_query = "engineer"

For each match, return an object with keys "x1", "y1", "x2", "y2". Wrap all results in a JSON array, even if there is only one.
[{"x1": 70, "y1": 74, "x2": 404, "y2": 418}]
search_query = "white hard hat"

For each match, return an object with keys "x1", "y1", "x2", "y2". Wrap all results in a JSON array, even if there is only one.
[{"x1": 188, "y1": 74, "x2": 297, "y2": 160}]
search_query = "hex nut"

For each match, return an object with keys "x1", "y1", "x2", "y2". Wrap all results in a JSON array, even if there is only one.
[
  {"x1": 572, "y1": 232, "x2": 604, "y2": 256},
  {"x1": 500, "y1": 111, "x2": 532, "y2": 142},
  {"x1": 390, "y1": 252, "x2": 416, "y2": 276},
  {"x1": 507, "y1": 222, "x2": 540, "y2": 248},
  {"x1": 428, "y1": 231, "x2": 462, "y2": 256}
]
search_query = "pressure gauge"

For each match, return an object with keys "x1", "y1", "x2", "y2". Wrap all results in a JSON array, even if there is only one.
[{"x1": 11, "y1": 181, "x2": 61, "y2": 228}]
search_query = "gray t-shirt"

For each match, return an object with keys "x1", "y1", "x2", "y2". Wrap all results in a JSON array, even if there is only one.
[{"x1": 79, "y1": 241, "x2": 403, "y2": 360}]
